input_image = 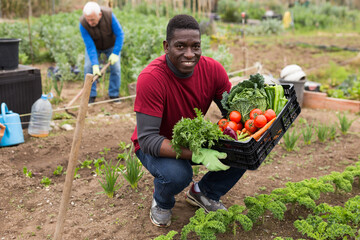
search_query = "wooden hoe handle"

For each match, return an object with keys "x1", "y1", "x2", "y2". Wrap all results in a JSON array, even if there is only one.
[
  {"x1": 66, "y1": 61, "x2": 111, "y2": 108},
  {"x1": 54, "y1": 73, "x2": 93, "y2": 239}
]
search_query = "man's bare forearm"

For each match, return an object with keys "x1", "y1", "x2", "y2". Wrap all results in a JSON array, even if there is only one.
[{"x1": 159, "y1": 139, "x2": 192, "y2": 160}]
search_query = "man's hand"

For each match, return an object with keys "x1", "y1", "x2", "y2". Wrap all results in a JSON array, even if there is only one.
[
  {"x1": 108, "y1": 53, "x2": 119, "y2": 65},
  {"x1": 192, "y1": 148, "x2": 229, "y2": 171},
  {"x1": 92, "y1": 65, "x2": 101, "y2": 76}
]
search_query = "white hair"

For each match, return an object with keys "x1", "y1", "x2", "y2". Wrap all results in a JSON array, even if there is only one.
[{"x1": 83, "y1": 2, "x2": 101, "y2": 16}]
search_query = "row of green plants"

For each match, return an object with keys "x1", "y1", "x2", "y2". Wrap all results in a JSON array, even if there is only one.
[
  {"x1": 22, "y1": 141, "x2": 144, "y2": 198},
  {"x1": 281, "y1": 195, "x2": 360, "y2": 240},
  {"x1": 281, "y1": 112, "x2": 357, "y2": 152},
  {"x1": 0, "y1": 7, "x2": 232, "y2": 99},
  {"x1": 308, "y1": 61, "x2": 360, "y2": 101},
  {"x1": 154, "y1": 159, "x2": 360, "y2": 240},
  {"x1": 217, "y1": 0, "x2": 360, "y2": 30}
]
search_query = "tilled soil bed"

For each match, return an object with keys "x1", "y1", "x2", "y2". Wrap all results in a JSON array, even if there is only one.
[{"x1": 0, "y1": 96, "x2": 359, "y2": 239}]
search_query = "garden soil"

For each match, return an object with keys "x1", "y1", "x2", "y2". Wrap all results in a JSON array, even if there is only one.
[{"x1": 1, "y1": 34, "x2": 360, "y2": 240}]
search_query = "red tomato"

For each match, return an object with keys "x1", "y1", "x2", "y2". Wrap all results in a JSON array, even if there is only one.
[
  {"x1": 236, "y1": 122, "x2": 243, "y2": 132},
  {"x1": 245, "y1": 119, "x2": 257, "y2": 133},
  {"x1": 225, "y1": 120, "x2": 238, "y2": 131},
  {"x1": 218, "y1": 118, "x2": 228, "y2": 130},
  {"x1": 229, "y1": 111, "x2": 241, "y2": 123},
  {"x1": 264, "y1": 109, "x2": 276, "y2": 122},
  {"x1": 254, "y1": 115, "x2": 268, "y2": 128},
  {"x1": 249, "y1": 108, "x2": 263, "y2": 120}
]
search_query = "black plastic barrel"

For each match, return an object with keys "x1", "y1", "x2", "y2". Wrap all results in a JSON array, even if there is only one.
[{"x1": 0, "y1": 38, "x2": 21, "y2": 70}]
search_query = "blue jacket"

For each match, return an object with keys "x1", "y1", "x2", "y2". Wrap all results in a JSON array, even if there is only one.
[{"x1": 80, "y1": 13, "x2": 124, "y2": 66}]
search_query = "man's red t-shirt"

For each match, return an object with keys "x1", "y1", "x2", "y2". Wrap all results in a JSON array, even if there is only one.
[{"x1": 131, "y1": 55, "x2": 231, "y2": 152}]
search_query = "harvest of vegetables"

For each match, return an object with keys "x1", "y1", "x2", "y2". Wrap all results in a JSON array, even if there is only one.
[
  {"x1": 171, "y1": 80, "x2": 299, "y2": 170},
  {"x1": 221, "y1": 73, "x2": 288, "y2": 122},
  {"x1": 219, "y1": 73, "x2": 285, "y2": 142},
  {"x1": 218, "y1": 107, "x2": 277, "y2": 142},
  {"x1": 215, "y1": 84, "x2": 300, "y2": 169}
]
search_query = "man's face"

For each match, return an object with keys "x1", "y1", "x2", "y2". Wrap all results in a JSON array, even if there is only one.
[
  {"x1": 85, "y1": 11, "x2": 102, "y2": 27},
  {"x1": 163, "y1": 29, "x2": 201, "y2": 74}
]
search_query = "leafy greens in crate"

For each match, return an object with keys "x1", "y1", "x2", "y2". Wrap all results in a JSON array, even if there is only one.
[{"x1": 171, "y1": 108, "x2": 232, "y2": 158}]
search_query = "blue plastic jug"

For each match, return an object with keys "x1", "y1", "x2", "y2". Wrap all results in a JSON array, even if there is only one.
[{"x1": 0, "y1": 103, "x2": 24, "y2": 147}]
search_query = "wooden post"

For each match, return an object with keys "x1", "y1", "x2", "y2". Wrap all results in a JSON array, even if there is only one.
[
  {"x1": 166, "y1": 0, "x2": 170, "y2": 18},
  {"x1": 155, "y1": 0, "x2": 159, "y2": 17},
  {"x1": 53, "y1": 74, "x2": 93, "y2": 240},
  {"x1": 27, "y1": 0, "x2": 34, "y2": 64},
  {"x1": 52, "y1": 0, "x2": 55, "y2": 15}
]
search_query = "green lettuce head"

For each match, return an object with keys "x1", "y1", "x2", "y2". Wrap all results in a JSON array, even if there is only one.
[{"x1": 221, "y1": 73, "x2": 268, "y2": 123}]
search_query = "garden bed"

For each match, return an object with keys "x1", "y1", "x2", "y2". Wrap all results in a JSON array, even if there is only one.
[
  {"x1": 0, "y1": 93, "x2": 359, "y2": 239},
  {"x1": 303, "y1": 90, "x2": 360, "y2": 113}
]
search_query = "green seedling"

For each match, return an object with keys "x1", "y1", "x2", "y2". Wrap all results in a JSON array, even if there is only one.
[
  {"x1": 93, "y1": 157, "x2": 105, "y2": 166},
  {"x1": 93, "y1": 157, "x2": 105, "y2": 175},
  {"x1": 329, "y1": 124, "x2": 337, "y2": 140},
  {"x1": 95, "y1": 163, "x2": 105, "y2": 176},
  {"x1": 40, "y1": 177, "x2": 51, "y2": 187},
  {"x1": 23, "y1": 167, "x2": 33, "y2": 178},
  {"x1": 297, "y1": 117, "x2": 307, "y2": 125},
  {"x1": 74, "y1": 167, "x2": 81, "y2": 179},
  {"x1": 117, "y1": 152, "x2": 126, "y2": 160},
  {"x1": 79, "y1": 159, "x2": 93, "y2": 169},
  {"x1": 301, "y1": 123, "x2": 314, "y2": 145},
  {"x1": 337, "y1": 112, "x2": 356, "y2": 134},
  {"x1": 316, "y1": 124, "x2": 329, "y2": 142},
  {"x1": 97, "y1": 159, "x2": 123, "y2": 198},
  {"x1": 259, "y1": 186, "x2": 267, "y2": 191},
  {"x1": 282, "y1": 129, "x2": 300, "y2": 152},
  {"x1": 118, "y1": 141, "x2": 131, "y2": 151},
  {"x1": 99, "y1": 147, "x2": 110, "y2": 155},
  {"x1": 53, "y1": 165, "x2": 63, "y2": 176},
  {"x1": 120, "y1": 144, "x2": 144, "y2": 189}
]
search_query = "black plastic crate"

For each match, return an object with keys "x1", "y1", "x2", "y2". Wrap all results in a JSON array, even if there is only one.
[
  {"x1": 0, "y1": 65, "x2": 42, "y2": 128},
  {"x1": 211, "y1": 84, "x2": 301, "y2": 170}
]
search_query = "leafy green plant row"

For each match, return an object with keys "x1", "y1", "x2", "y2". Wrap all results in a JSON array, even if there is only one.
[
  {"x1": 275, "y1": 195, "x2": 360, "y2": 240},
  {"x1": 293, "y1": 195, "x2": 360, "y2": 240},
  {"x1": 216, "y1": 0, "x2": 360, "y2": 30},
  {"x1": 83, "y1": 142, "x2": 145, "y2": 197},
  {"x1": 282, "y1": 112, "x2": 357, "y2": 151},
  {"x1": 154, "y1": 160, "x2": 360, "y2": 240},
  {"x1": 23, "y1": 141, "x2": 144, "y2": 197},
  {"x1": 307, "y1": 61, "x2": 360, "y2": 101}
]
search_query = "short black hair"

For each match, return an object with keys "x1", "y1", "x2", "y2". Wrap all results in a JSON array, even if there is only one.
[{"x1": 166, "y1": 14, "x2": 200, "y2": 42}]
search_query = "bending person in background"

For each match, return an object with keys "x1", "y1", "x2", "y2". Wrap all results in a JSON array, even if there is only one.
[
  {"x1": 79, "y1": 1, "x2": 124, "y2": 103},
  {"x1": 131, "y1": 14, "x2": 246, "y2": 227}
]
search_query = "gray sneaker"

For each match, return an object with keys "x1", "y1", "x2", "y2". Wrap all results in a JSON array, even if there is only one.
[
  {"x1": 185, "y1": 183, "x2": 227, "y2": 213},
  {"x1": 150, "y1": 198, "x2": 172, "y2": 227}
]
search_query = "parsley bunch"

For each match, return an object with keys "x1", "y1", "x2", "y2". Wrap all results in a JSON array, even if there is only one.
[{"x1": 171, "y1": 108, "x2": 230, "y2": 158}]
